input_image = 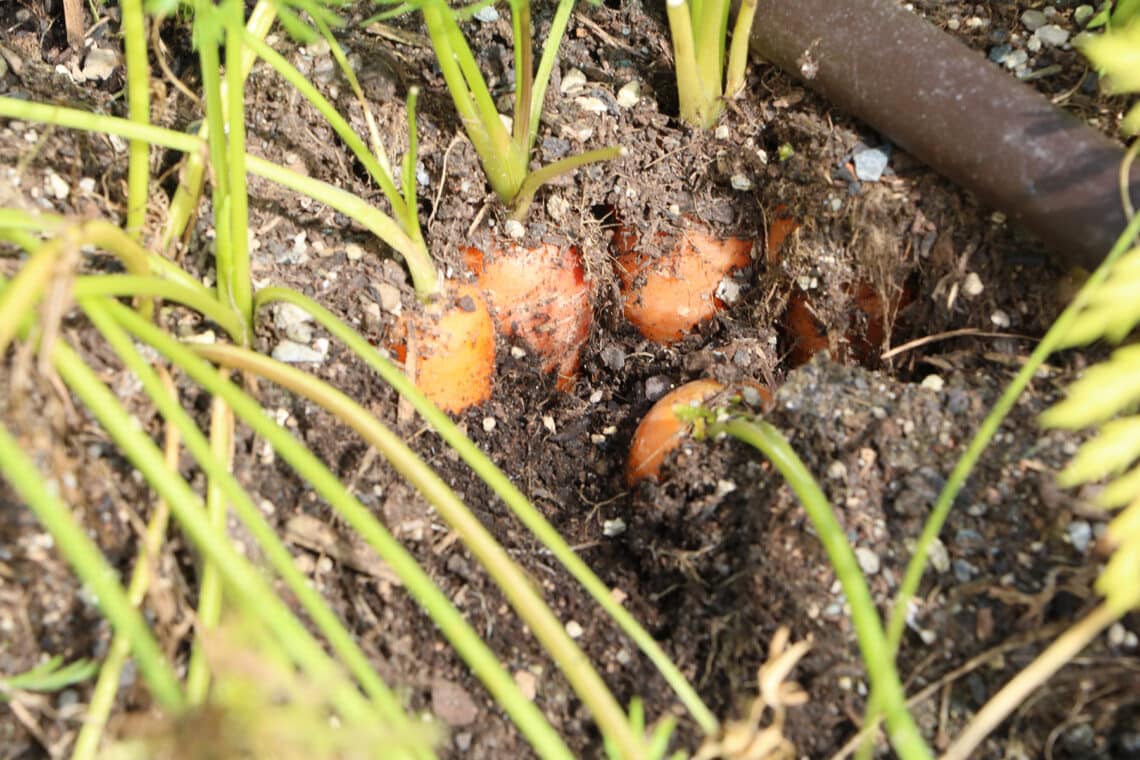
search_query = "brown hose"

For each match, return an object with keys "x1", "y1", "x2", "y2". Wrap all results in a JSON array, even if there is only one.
[{"x1": 749, "y1": 0, "x2": 1140, "y2": 270}]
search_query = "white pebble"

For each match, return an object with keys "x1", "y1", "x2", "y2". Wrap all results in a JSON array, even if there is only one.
[
  {"x1": 603, "y1": 519, "x2": 626, "y2": 537},
  {"x1": 560, "y1": 68, "x2": 587, "y2": 95},
  {"x1": 962, "y1": 272, "x2": 984, "y2": 297},
  {"x1": 855, "y1": 547, "x2": 881, "y2": 575},
  {"x1": 1035, "y1": 24, "x2": 1070, "y2": 47},
  {"x1": 730, "y1": 173, "x2": 753, "y2": 191},
  {"x1": 272, "y1": 339, "x2": 326, "y2": 363},
  {"x1": 920, "y1": 374, "x2": 945, "y2": 392},
  {"x1": 929, "y1": 538, "x2": 951, "y2": 573},
  {"x1": 575, "y1": 96, "x2": 609, "y2": 114},
  {"x1": 616, "y1": 80, "x2": 640, "y2": 108}
]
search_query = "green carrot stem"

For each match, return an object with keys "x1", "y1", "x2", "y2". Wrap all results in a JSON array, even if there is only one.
[{"x1": 714, "y1": 416, "x2": 932, "y2": 760}]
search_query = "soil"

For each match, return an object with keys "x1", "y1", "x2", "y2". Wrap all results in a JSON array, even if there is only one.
[{"x1": 2, "y1": 0, "x2": 1140, "y2": 758}]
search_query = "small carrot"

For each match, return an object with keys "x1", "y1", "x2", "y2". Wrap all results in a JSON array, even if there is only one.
[
  {"x1": 781, "y1": 280, "x2": 914, "y2": 367},
  {"x1": 765, "y1": 205, "x2": 798, "y2": 265},
  {"x1": 626, "y1": 379, "x2": 725, "y2": 485},
  {"x1": 395, "y1": 281, "x2": 495, "y2": 413},
  {"x1": 614, "y1": 222, "x2": 752, "y2": 344},
  {"x1": 782, "y1": 287, "x2": 829, "y2": 367},
  {"x1": 464, "y1": 241, "x2": 593, "y2": 390}
]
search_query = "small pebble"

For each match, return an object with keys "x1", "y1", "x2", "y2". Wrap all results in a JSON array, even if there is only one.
[
  {"x1": 827, "y1": 460, "x2": 847, "y2": 480},
  {"x1": 272, "y1": 339, "x2": 326, "y2": 363},
  {"x1": 920, "y1": 374, "x2": 945, "y2": 392},
  {"x1": 560, "y1": 68, "x2": 587, "y2": 94},
  {"x1": 1074, "y1": 5, "x2": 1094, "y2": 27},
  {"x1": 853, "y1": 145, "x2": 890, "y2": 182},
  {"x1": 730, "y1": 173, "x2": 753, "y2": 191},
  {"x1": 929, "y1": 538, "x2": 951, "y2": 573},
  {"x1": 1020, "y1": 9, "x2": 1047, "y2": 31},
  {"x1": 600, "y1": 344, "x2": 626, "y2": 371},
  {"x1": 373, "y1": 282, "x2": 401, "y2": 315},
  {"x1": 644, "y1": 375, "x2": 672, "y2": 401},
  {"x1": 474, "y1": 5, "x2": 499, "y2": 22},
  {"x1": 565, "y1": 620, "x2": 584, "y2": 639},
  {"x1": 482, "y1": 417, "x2": 496, "y2": 433},
  {"x1": 1108, "y1": 622, "x2": 1126, "y2": 647},
  {"x1": 603, "y1": 518, "x2": 626, "y2": 537},
  {"x1": 273, "y1": 302, "x2": 315, "y2": 343},
  {"x1": 1066, "y1": 520, "x2": 1092, "y2": 553},
  {"x1": 741, "y1": 384, "x2": 764, "y2": 407},
  {"x1": 82, "y1": 46, "x2": 119, "y2": 80},
  {"x1": 855, "y1": 546, "x2": 881, "y2": 575},
  {"x1": 514, "y1": 671, "x2": 537, "y2": 701},
  {"x1": 953, "y1": 558, "x2": 978, "y2": 582},
  {"x1": 962, "y1": 272, "x2": 984, "y2": 297},
  {"x1": 45, "y1": 172, "x2": 69, "y2": 200},
  {"x1": 989, "y1": 44, "x2": 1013, "y2": 64},
  {"x1": 504, "y1": 219, "x2": 525, "y2": 239},
  {"x1": 990, "y1": 309, "x2": 1011, "y2": 328},
  {"x1": 616, "y1": 80, "x2": 640, "y2": 108},
  {"x1": 575, "y1": 96, "x2": 609, "y2": 114},
  {"x1": 546, "y1": 194, "x2": 570, "y2": 222},
  {"x1": 716, "y1": 276, "x2": 743, "y2": 304},
  {"x1": 1003, "y1": 49, "x2": 1029, "y2": 70},
  {"x1": 1035, "y1": 25, "x2": 1070, "y2": 47},
  {"x1": 431, "y1": 679, "x2": 479, "y2": 727}
]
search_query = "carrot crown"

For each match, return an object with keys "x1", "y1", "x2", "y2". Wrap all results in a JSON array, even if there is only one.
[
  {"x1": 371, "y1": 0, "x2": 620, "y2": 219},
  {"x1": 665, "y1": 0, "x2": 757, "y2": 129}
]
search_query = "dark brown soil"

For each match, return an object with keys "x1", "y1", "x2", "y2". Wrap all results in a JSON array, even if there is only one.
[{"x1": 2, "y1": 1, "x2": 1139, "y2": 758}]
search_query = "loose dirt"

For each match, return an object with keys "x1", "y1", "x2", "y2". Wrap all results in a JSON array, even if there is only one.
[{"x1": 2, "y1": 1, "x2": 1139, "y2": 758}]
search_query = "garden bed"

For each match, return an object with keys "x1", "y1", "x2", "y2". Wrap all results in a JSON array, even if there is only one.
[{"x1": 2, "y1": 0, "x2": 1139, "y2": 757}]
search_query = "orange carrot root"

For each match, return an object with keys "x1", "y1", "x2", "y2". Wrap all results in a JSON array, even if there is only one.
[
  {"x1": 614, "y1": 223, "x2": 752, "y2": 344},
  {"x1": 398, "y1": 281, "x2": 495, "y2": 413},
  {"x1": 465, "y1": 242, "x2": 593, "y2": 390},
  {"x1": 626, "y1": 379, "x2": 725, "y2": 485}
]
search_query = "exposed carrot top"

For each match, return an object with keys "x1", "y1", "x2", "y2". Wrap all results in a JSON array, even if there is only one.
[{"x1": 370, "y1": 0, "x2": 620, "y2": 218}]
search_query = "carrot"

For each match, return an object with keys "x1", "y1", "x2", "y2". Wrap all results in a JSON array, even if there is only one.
[
  {"x1": 765, "y1": 205, "x2": 798, "y2": 265},
  {"x1": 782, "y1": 287, "x2": 830, "y2": 367},
  {"x1": 627, "y1": 378, "x2": 775, "y2": 485},
  {"x1": 464, "y1": 241, "x2": 593, "y2": 390},
  {"x1": 613, "y1": 221, "x2": 752, "y2": 343},
  {"x1": 781, "y1": 280, "x2": 914, "y2": 367},
  {"x1": 625, "y1": 379, "x2": 724, "y2": 485},
  {"x1": 394, "y1": 281, "x2": 495, "y2": 413},
  {"x1": 848, "y1": 280, "x2": 914, "y2": 363}
]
